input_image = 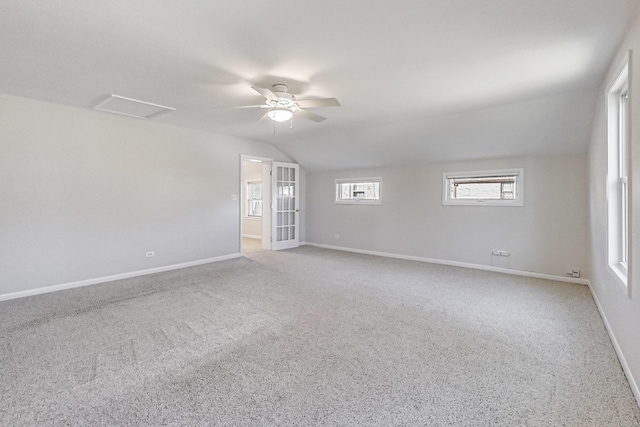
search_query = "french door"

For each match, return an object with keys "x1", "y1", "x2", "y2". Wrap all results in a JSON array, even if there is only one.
[{"x1": 271, "y1": 161, "x2": 299, "y2": 250}]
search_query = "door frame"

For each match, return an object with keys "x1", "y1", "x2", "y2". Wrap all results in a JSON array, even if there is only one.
[{"x1": 240, "y1": 154, "x2": 273, "y2": 252}]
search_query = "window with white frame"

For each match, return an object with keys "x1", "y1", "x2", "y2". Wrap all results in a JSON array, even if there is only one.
[
  {"x1": 606, "y1": 54, "x2": 630, "y2": 291},
  {"x1": 335, "y1": 177, "x2": 381, "y2": 204},
  {"x1": 443, "y1": 169, "x2": 524, "y2": 206},
  {"x1": 246, "y1": 181, "x2": 262, "y2": 217}
]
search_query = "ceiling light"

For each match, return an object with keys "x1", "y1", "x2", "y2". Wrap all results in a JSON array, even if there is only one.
[{"x1": 267, "y1": 107, "x2": 293, "y2": 122}]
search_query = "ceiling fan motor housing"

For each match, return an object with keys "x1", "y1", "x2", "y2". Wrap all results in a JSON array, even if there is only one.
[
  {"x1": 267, "y1": 84, "x2": 296, "y2": 109},
  {"x1": 272, "y1": 84, "x2": 289, "y2": 93}
]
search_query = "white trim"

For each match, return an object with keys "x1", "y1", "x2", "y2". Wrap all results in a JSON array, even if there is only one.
[
  {"x1": 305, "y1": 242, "x2": 589, "y2": 285},
  {"x1": 0, "y1": 253, "x2": 241, "y2": 302},
  {"x1": 335, "y1": 177, "x2": 382, "y2": 205},
  {"x1": 240, "y1": 154, "x2": 273, "y2": 163},
  {"x1": 588, "y1": 283, "x2": 640, "y2": 406},
  {"x1": 443, "y1": 168, "x2": 522, "y2": 179},
  {"x1": 605, "y1": 51, "x2": 632, "y2": 297},
  {"x1": 93, "y1": 94, "x2": 175, "y2": 120},
  {"x1": 240, "y1": 154, "x2": 274, "y2": 252},
  {"x1": 242, "y1": 234, "x2": 262, "y2": 240},
  {"x1": 443, "y1": 168, "x2": 524, "y2": 206}
]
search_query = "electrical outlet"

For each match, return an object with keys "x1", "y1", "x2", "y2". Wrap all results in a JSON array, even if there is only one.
[
  {"x1": 231, "y1": 194, "x2": 237, "y2": 201},
  {"x1": 146, "y1": 251, "x2": 155, "y2": 257},
  {"x1": 491, "y1": 250, "x2": 509, "y2": 268},
  {"x1": 572, "y1": 268, "x2": 580, "y2": 278},
  {"x1": 334, "y1": 234, "x2": 340, "y2": 239}
]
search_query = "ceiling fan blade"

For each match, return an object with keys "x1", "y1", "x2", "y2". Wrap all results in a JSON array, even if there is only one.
[
  {"x1": 232, "y1": 105, "x2": 268, "y2": 109},
  {"x1": 295, "y1": 108, "x2": 326, "y2": 122},
  {"x1": 251, "y1": 86, "x2": 279, "y2": 102},
  {"x1": 257, "y1": 112, "x2": 270, "y2": 122},
  {"x1": 295, "y1": 98, "x2": 341, "y2": 108}
]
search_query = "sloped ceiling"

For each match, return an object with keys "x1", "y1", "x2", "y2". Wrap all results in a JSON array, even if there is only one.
[{"x1": 1, "y1": 1, "x2": 638, "y2": 172}]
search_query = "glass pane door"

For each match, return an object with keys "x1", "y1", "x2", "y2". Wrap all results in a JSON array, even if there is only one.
[{"x1": 272, "y1": 162, "x2": 299, "y2": 250}]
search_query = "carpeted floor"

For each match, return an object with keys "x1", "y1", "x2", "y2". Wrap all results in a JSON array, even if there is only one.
[{"x1": 1, "y1": 244, "x2": 639, "y2": 426}]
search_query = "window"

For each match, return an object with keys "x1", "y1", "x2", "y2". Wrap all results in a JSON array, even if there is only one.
[
  {"x1": 606, "y1": 54, "x2": 630, "y2": 291},
  {"x1": 335, "y1": 177, "x2": 381, "y2": 204},
  {"x1": 443, "y1": 169, "x2": 524, "y2": 206},
  {"x1": 246, "y1": 181, "x2": 262, "y2": 217}
]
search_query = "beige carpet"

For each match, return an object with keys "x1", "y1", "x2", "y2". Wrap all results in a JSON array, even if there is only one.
[
  {"x1": 1, "y1": 245, "x2": 639, "y2": 426},
  {"x1": 242, "y1": 236, "x2": 263, "y2": 256}
]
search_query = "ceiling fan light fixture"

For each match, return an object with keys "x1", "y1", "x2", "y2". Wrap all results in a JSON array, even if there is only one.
[{"x1": 268, "y1": 107, "x2": 293, "y2": 122}]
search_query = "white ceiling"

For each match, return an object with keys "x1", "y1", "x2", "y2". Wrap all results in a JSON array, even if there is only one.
[{"x1": 2, "y1": 1, "x2": 638, "y2": 172}]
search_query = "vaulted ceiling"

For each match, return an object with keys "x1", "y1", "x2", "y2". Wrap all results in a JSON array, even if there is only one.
[{"x1": 2, "y1": 1, "x2": 638, "y2": 171}]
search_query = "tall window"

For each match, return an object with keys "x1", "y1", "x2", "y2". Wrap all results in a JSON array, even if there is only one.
[
  {"x1": 247, "y1": 181, "x2": 262, "y2": 217},
  {"x1": 443, "y1": 169, "x2": 524, "y2": 206},
  {"x1": 607, "y1": 55, "x2": 630, "y2": 291}
]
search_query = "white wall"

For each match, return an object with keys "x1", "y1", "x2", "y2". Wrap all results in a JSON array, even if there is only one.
[
  {"x1": 0, "y1": 94, "x2": 293, "y2": 296},
  {"x1": 306, "y1": 154, "x2": 589, "y2": 278},
  {"x1": 588, "y1": 11, "x2": 640, "y2": 403}
]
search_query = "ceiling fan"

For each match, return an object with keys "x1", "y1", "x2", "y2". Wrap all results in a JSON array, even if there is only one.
[{"x1": 237, "y1": 84, "x2": 340, "y2": 124}]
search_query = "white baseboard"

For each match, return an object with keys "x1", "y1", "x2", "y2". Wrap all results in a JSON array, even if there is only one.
[
  {"x1": 242, "y1": 234, "x2": 262, "y2": 240},
  {"x1": 588, "y1": 283, "x2": 640, "y2": 407},
  {"x1": 0, "y1": 253, "x2": 242, "y2": 302},
  {"x1": 305, "y1": 242, "x2": 590, "y2": 285}
]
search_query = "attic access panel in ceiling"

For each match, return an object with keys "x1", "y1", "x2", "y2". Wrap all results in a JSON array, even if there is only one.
[{"x1": 93, "y1": 94, "x2": 175, "y2": 119}]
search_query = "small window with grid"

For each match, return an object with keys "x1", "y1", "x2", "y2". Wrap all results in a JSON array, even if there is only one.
[
  {"x1": 443, "y1": 169, "x2": 524, "y2": 206},
  {"x1": 246, "y1": 181, "x2": 262, "y2": 217},
  {"x1": 335, "y1": 177, "x2": 381, "y2": 205}
]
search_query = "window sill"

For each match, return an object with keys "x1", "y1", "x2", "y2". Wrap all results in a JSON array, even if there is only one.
[
  {"x1": 334, "y1": 200, "x2": 382, "y2": 205},
  {"x1": 443, "y1": 199, "x2": 523, "y2": 207},
  {"x1": 607, "y1": 263, "x2": 629, "y2": 296},
  {"x1": 244, "y1": 216, "x2": 262, "y2": 221}
]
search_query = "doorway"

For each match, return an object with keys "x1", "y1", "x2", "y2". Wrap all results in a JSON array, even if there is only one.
[
  {"x1": 240, "y1": 155, "x2": 300, "y2": 255},
  {"x1": 241, "y1": 156, "x2": 270, "y2": 255}
]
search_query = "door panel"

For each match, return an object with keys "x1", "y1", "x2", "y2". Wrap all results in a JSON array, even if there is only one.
[
  {"x1": 271, "y1": 161, "x2": 299, "y2": 250},
  {"x1": 261, "y1": 161, "x2": 272, "y2": 250}
]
